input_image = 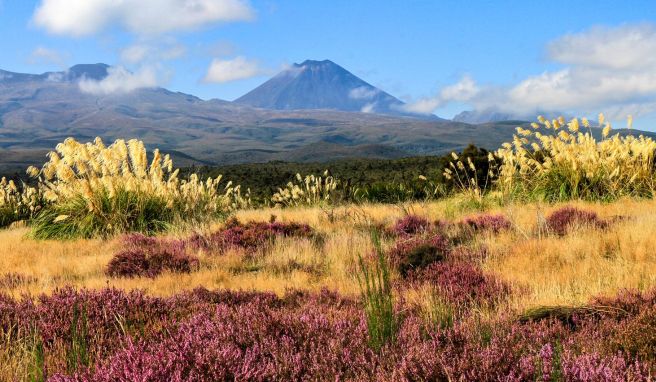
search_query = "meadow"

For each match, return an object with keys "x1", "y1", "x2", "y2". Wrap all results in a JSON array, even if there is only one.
[{"x1": 1, "y1": 115, "x2": 656, "y2": 381}]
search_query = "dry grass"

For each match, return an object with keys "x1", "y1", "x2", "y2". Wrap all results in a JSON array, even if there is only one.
[
  {"x1": 0, "y1": 197, "x2": 655, "y2": 315},
  {"x1": 484, "y1": 199, "x2": 656, "y2": 310}
]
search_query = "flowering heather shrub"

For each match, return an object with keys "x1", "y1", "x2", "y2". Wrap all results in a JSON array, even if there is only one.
[
  {"x1": 448, "y1": 246, "x2": 489, "y2": 263},
  {"x1": 546, "y1": 206, "x2": 607, "y2": 236},
  {"x1": 188, "y1": 218, "x2": 316, "y2": 254},
  {"x1": 462, "y1": 213, "x2": 511, "y2": 234},
  {"x1": 561, "y1": 352, "x2": 652, "y2": 382},
  {"x1": 586, "y1": 291, "x2": 656, "y2": 362},
  {"x1": 106, "y1": 234, "x2": 199, "y2": 278},
  {"x1": 58, "y1": 303, "x2": 373, "y2": 381},
  {"x1": 408, "y1": 261, "x2": 511, "y2": 308},
  {"x1": 387, "y1": 234, "x2": 450, "y2": 277},
  {"x1": 1, "y1": 287, "x2": 656, "y2": 381},
  {"x1": 392, "y1": 215, "x2": 431, "y2": 236}
]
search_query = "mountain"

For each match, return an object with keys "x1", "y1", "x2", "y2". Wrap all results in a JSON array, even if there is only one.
[
  {"x1": 0, "y1": 63, "x2": 514, "y2": 172},
  {"x1": 3, "y1": 63, "x2": 649, "y2": 174},
  {"x1": 235, "y1": 59, "x2": 424, "y2": 118}
]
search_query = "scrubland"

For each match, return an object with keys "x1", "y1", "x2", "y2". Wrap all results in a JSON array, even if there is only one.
[{"x1": 1, "y1": 115, "x2": 656, "y2": 380}]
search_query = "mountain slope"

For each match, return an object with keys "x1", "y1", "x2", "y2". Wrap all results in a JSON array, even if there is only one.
[
  {"x1": 235, "y1": 59, "x2": 420, "y2": 117},
  {"x1": 4, "y1": 63, "x2": 652, "y2": 174},
  {"x1": 0, "y1": 63, "x2": 504, "y2": 172}
]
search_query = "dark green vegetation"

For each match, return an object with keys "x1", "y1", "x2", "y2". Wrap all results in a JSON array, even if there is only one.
[
  {"x1": 191, "y1": 145, "x2": 495, "y2": 204},
  {"x1": 357, "y1": 231, "x2": 398, "y2": 352}
]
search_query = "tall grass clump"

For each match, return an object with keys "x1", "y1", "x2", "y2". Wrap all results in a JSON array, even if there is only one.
[
  {"x1": 496, "y1": 114, "x2": 656, "y2": 201},
  {"x1": 443, "y1": 149, "x2": 499, "y2": 209},
  {"x1": 356, "y1": 231, "x2": 398, "y2": 352},
  {"x1": 28, "y1": 137, "x2": 249, "y2": 239},
  {"x1": 0, "y1": 177, "x2": 42, "y2": 228},
  {"x1": 66, "y1": 303, "x2": 90, "y2": 374},
  {"x1": 271, "y1": 171, "x2": 339, "y2": 207}
]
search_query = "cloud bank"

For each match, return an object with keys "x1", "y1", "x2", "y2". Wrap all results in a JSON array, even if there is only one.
[
  {"x1": 406, "y1": 23, "x2": 656, "y2": 119},
  {"x1": 33, "y1": 0, "x2": 254, "y2": 36}
]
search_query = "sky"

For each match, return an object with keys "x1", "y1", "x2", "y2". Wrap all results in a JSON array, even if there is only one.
[{"x1": 1, "y1": 0, "x2": 656, "y2": 127}]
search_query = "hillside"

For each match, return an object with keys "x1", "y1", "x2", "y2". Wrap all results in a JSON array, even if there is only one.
[
  {"x1": 1, "y1": 63, "x2": 653, "y2": 174},
  {"x1": 0, "y1": 63, "x2": 524, "y2": 172}
]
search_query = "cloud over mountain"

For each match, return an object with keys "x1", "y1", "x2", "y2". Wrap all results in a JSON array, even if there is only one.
[
  {"x1": 403, "y1": 76, "x2": 479, "y2": 114},
  {"x1": 78, "y1": 66, "x2": 160, "y2": 95}
]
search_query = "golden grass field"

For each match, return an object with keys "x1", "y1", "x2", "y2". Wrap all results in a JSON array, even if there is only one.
[{"x1": 2, "y1": 196, "x2": 655, "y2": 316}]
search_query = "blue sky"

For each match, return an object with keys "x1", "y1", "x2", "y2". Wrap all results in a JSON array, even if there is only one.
[{"x1": 1, "y1": 0, "x2": 656, "y2": 126}]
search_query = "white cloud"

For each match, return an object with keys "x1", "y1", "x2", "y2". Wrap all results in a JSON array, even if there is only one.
[
  {"x1": 207, "y1": 40, "x2": 238, "y2": 57},
  {"x1": 120, "y1": 42, "x2": 186, "y2": 64},
  {"x1": 203, "y1": 56, "x2": 263, "y2": 83},
  {"x1": 403, "y1": 75, "x2": 479, "y2": 114},
  {"x1": 349, "y1": 86, "x2": 379, "y2": 100},
  {"x1": 33, "y1": 0, "x2": 254, "y2": 37},
  {"x1": 161, "y1": 44, "x2": 186, "y2": 60},
  {"x1": 361, "y1": 103, "x2": 376, "y2": 113},
  {"x1": 28, "y1": 46, "x2": 67, "y2": 66},
  {"x1": 547, "y1": 24, "x2": 656, "y2": 70},
  {"x1": 78, "y1": 66, "x2": 160, "y2": 95},
  {"x1": 402, "y1": 98, "x2": 443, "y2": 115},
  {"x1": 494, "y1": 24, "x2": 656, "y2": 118},
  {"x1": 46, "y1": 72, "x2": 65, "y2": 82},
  {"x1": 418, "y1": 23, "x2": 656, "y2": 120},
  {"x1": 120, "y1": 45, "x2": 151, "y2": 64}
]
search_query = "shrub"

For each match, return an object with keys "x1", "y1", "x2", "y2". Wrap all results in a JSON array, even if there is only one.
[
  {"x1": 27, "y1": 138, "x2": 249, "y2": 239},
  {"x1": 388, "y1": 234, "x2": 450, "y2": 277},
  {"x1": 495, "y1": 114, "x2": 656, "y2": 201},
  {"x1": 0, "y1": 177, "x2": 43, "y2": 228},
  {"x1": 106, "y1": 234, "x2": 199, "y2": 278},
  {"x1": 607, "y1": 306, "x2": 656, "y2": 361},
  {"x1": 353, "y1": 182, "x2": 425, "y2": 204},
  {"x1": 2, "y1": 287, "x2": 656, "y2": 381},
  {"x1": 545, "y1": 206, "x2": 607, "y2": 236},
  {"x1": 408, "y1": 262, "x2": 511, "y2": 307},
  {"x1": 462, "y1": 213, "x2": 511, "y2": 234},
  {"x1": 188, "y1": 219, "x2": 316, "y2": 254},
  {"x1": 392, "y1": 215, "x2": 431, "y2": 236}
]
